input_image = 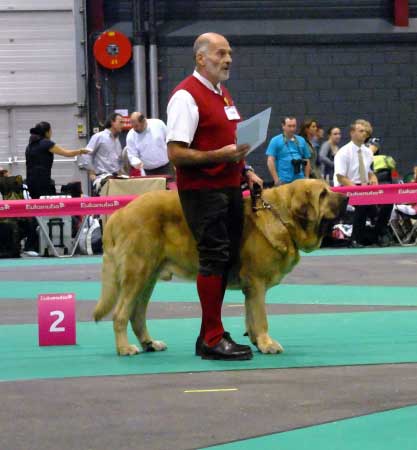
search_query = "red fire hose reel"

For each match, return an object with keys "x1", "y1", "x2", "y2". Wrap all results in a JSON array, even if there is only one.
[{"x1": 93, "y1": 30, "x2": 132, "y2": 69}]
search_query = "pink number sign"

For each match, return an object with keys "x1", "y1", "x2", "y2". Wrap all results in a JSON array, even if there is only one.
[{"x1": 38, "y1": 293, "x2": 76, "y2": 346}]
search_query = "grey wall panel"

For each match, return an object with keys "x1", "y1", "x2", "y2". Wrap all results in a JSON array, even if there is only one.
[
  {"x1": 0, "y1": 11, "x2": 77, "y2": 106},
  {"x1": 0, "y1": 0, "x2": 73, "y2": 11},
  {"x1": 0, "y1": 0, "x2": 88, "y2": 191},
  {"x1": 0, "y1": 109, "x2": 8, "y2": 163}
]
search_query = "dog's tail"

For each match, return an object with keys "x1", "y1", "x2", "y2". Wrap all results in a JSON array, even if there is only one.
[{"x1": 93, "y1": 220, "x2": 119, "y2": 322}]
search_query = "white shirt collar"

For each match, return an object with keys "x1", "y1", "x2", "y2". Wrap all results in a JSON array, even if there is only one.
[
  {"x1": 104, "y1": 128, "x2": 118, "y2": 139},
  {"x1": 351, "y1": 141, "x2": 364, "y2": 152},
  {"x1": 193, "y1": 70, "x2": 223, "y2": 95}
]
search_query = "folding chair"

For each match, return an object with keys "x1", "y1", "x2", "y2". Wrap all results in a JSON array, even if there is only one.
[{"x1": 389, "y1": 205, "x2": 417, "y2": 246}]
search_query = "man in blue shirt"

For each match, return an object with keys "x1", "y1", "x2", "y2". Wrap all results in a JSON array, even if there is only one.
[{"x1": 266, "y1": 116, "x2": 311, "y2": 185}]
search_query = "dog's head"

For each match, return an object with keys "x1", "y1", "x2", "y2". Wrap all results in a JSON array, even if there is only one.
[{"x1": 276, "y1": 179, "x2": 348, "y2": 252}]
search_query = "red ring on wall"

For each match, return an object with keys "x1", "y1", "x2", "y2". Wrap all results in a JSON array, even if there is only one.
[{"x1": 93, "y1": 30, "x2": 132, "y2": 69}]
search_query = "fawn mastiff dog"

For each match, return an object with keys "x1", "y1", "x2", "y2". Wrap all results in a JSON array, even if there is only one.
[{"x1": 94, "y1": 179, "x2": 348, "y2": 356}]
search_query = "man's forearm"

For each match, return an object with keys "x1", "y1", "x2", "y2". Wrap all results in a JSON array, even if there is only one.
[
  {"x1": 336, "y1": 174, "x2": 354, "y2": 186},
  {"x1": 267, "y1": 158, "x2": 279, "y2": 184},
  {"x1": 167, "y1": 142, "x2": 227, "y2": 167},
  {"x1": 168, "y1": 141, "x2": 250, "y2": 167}
]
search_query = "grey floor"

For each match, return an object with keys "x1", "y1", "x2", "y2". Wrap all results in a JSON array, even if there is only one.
[{"x1": 1, "y1": 252, "x2": 417, "y2": 450}]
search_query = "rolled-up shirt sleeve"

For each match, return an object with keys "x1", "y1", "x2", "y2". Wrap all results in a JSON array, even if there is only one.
[
  {"x1": 78, "y1": 133, "x2": 99, "y2": 170},
  {"x1": 333, "y1": 151, "x2": 349, "y2": 186},
  {"x1": 166, "y1": 90, "x2": 199, "y2": 145}
]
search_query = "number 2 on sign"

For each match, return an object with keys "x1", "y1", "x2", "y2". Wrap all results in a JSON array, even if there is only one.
[{"x1": 50, "y1": 310, "x2": 65, "y2": 332}]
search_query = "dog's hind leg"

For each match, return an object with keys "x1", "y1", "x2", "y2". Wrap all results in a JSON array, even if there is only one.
[
  {"x1": 112, "y1": 263, "x2": 152, "y2": 356},
  {"x1": 243, "y1": 279, "x2": 284, "y2": 354},
  {"x1": 130, "y1": 273, "x2": 167, "y2": 353}
]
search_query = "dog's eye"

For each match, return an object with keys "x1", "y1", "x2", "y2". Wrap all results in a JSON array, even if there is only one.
[{"x1": 319, "y1": 189, "x2": 328, "y2": 201}]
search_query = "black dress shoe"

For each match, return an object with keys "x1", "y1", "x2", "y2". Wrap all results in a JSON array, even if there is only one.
[
  {"x1": 195, "y1": 331, "x2": 251, "y2": 356},
  {"x1": 350, "y1": 240, "x2": 365, "y2": 248},
  {"x1": 200, "y1": 337, "x2": 253, "y2": 361}
]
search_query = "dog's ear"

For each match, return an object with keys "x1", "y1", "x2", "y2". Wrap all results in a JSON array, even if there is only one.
[{"x1": 291, "y1": 187, "x2": 318, "y2": 229}]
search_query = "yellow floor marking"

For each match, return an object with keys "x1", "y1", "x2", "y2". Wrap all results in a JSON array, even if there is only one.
[
  {"x1": 184, "y1": 388, "x2": 238, "y2": 393},
  {"x1": 227, "y1": 304, "x2": 244, "y2": 307}
]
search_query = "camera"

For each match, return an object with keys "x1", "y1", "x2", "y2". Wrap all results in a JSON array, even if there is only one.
[{"x1": 291, "y1": 159, "x2": 307, "y2": 175}]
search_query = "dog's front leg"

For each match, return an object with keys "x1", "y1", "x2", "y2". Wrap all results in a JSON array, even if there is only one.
[{"x1": 243, "y1": 280, "x2": 284, "y2": 354}]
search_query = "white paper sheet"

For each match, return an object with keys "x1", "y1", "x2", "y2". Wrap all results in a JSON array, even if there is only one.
[{"x1": 237, "y1": 107, "x2": 271, "y2": 154}]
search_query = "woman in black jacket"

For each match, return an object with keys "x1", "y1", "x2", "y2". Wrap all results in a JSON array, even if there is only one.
[
  {"x1": 26, "y1": 121, "x2": 89, "y2": 199},
  {"x1": 23, "y1": 122, "x2": 89, "y2": 255}
]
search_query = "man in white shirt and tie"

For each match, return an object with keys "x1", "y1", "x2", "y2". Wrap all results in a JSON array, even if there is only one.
[{"x1": 334, "y1": 119, "x2": 378, "y2": 248}]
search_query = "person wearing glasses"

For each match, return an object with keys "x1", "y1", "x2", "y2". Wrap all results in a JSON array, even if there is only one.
[{"x1": 126, "y1": 112, "x2": 173, "y2": 176}]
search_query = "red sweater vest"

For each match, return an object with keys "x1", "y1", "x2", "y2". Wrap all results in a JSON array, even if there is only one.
[{"x1": 171, "y1": 75, "x2": 243, "y2": 190}]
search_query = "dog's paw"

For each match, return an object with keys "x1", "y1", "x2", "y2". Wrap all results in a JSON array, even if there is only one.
[
  {"x1": 256, "y1": 336, "x2": 284, "y2": 354},
  {"x1": 117, "y1": 344, "x2": 140, "y2": 356},
  {"x1": 142, "y1": 340, "x2": 168, "y2": 352},
  {"x1": 159, "y1": 269, "x2": 173, "y2": 281}
]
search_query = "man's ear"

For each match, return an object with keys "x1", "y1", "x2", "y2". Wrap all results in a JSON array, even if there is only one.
[{"x1": 195, "y1": 52, "x2": 205, "y2": 67}]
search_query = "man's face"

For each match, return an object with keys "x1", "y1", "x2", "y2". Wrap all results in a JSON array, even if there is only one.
[
  {"x1": 200, "y1": 37, "x2": 232, "y2": 84},
  {"x1": 131, "y1": 113, "x2": 147, "y2": 133},
  {"x1": 282, "y1": 119, "x2": 297, "y2": 137},
  {"x1": 351, "y1": 124, "x2": 368, "y2": 144},
  {"x1": 111, "y1": 115, "x2": 124, "y2": 134}
]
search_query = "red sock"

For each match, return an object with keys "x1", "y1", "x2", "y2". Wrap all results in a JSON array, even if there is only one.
[
  {"x1": 197, "y1": 273, "x2": 224, "y2": 346},
  {"x1": 198, "y1": 274, "x2": 228, "y2": 340}
]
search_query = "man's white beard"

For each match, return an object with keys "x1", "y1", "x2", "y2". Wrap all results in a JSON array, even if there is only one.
[{"x1": 206, "y1": 59, "x2": 230, "y2": 82}]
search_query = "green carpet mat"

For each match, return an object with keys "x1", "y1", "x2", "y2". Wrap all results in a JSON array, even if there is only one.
[
  {"x1": 203, "y1": 405, "x2": 417, "y2": 450},
  {"x1": 0, "y1": 246, "x2": 416, "y2": 268},
  {"x1": 1, "y1": 311, "x2": 417, "y2": 381},
  {"x1": 0, "y1": 256, "x2": 102, "y2": 267},
  {"x1": 1, "y1": 280, "x2": 417, "y2": 306}
]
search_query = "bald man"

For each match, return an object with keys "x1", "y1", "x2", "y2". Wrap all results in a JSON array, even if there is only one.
[
  {"x1": 167, "y1": 33, "x2": 263, "y2": 361},
  {"x1": 126, "y1": 112, "x2": 173, "y2": 176}
]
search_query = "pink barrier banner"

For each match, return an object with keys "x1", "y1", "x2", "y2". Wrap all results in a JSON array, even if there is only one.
[
  {"x1": 331, "y1": 182, "x2": 417, "y2": 206},
  {"x1": 38, "y1": 293, "x2": 76, "y2": 346},
  {"x1": 0, "y1": 195, "x2": 137, "y2": 218},
  {"x1": 0, "y1": 183, "x2": 417, "y2": 218}
]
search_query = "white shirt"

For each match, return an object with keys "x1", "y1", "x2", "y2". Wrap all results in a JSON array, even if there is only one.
[
  {"x1": 80, "y1": 129, "x2": 122, "y2": 175},
  {"x1": 166, "y1": 70, "x2": 224, "y2": 145},
  {"x1": 126, "y1": 119, "x2": 168, "y2": 170},
  {"x1": 333, "y1": 141, "x2": 374, "y2": 186}
]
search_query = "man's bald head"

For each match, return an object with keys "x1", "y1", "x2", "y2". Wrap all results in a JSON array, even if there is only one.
[
  {"x1": 193, "y1": 33, "x2": 232, "y2": 85},
  {"x1": 130, "y1": 111, "x2": 147, "y2": 133},
  {"x1": 193, "y1": 33, "x2": 229, "y2": 61}
]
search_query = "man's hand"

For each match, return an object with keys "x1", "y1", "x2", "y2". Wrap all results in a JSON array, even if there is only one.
[
  {"x1": 219, "y1": 144, "x2": 250, "y2": 162},
  {"x1": 246, "y1": 170, "x2": 263, "y2": 189},
  {"x1": 369, "y1": 173, "x2": 378, "y2": 185},
  {"x1": 89, "y1": 172, "x2": 96, "y2": 182}
]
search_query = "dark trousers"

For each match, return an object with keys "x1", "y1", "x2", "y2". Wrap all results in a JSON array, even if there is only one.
[
  {"x1": 145, "y1": 162, "x2": 174, "y2": 177},
  {"x1": 352, "y1": 204, "x2": 391, "y2": 243},
  {"x1": 178, "y1": 187, "x2": 244, "y2": 345},
  {"x1": 178, "y1": 187, "x2": 244, "y2": 276}
]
